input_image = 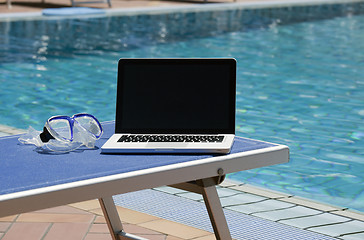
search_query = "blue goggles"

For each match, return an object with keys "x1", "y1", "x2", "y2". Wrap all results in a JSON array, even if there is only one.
[{"x1": 40, "y1": 113, "x2": 103, "y2": 144}]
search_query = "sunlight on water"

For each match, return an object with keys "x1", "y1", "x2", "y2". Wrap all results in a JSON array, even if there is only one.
[{"x1": 0, "y1": 7, "x2": 363, "y2": 211}]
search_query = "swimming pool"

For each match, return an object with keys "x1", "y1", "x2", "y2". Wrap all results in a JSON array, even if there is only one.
[{"x1": 1, "y1": 1, "x2": 364, "y2": 212}]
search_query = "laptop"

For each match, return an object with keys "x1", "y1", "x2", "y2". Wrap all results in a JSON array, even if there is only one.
[{"x1": 101, "y1": 58, "x2": 236, "y2": 154}]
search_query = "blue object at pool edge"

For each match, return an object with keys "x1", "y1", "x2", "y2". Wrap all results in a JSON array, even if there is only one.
[{"x1": 42, "y1": 7, "x2": 106, "y2": 16}]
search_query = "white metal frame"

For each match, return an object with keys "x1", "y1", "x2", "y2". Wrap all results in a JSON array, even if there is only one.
[
  {"x1": 0, "y1": 144, "x2": 289, "y2": 239},
  {"x1": 98, "y1": 174, "x2": 233, "y2": 240}
]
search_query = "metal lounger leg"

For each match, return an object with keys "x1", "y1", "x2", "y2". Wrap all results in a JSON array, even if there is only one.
[
  {"x1": 170, "y1": 172, "x2": 232, "y2": 240},
  {"x1": 99, "y1": 197, "x2": 148, "y2": 240},
  {"x1": 198, "y1": 179, "x2": 232, "y2": 240}
]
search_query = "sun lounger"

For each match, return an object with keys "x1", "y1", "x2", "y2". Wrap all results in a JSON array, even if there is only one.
[{"x1": 0, "y1": 121, "x2": 289, "y2": 239}]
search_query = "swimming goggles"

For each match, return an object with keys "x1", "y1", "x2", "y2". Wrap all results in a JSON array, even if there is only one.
[{"x1": 19, "y1": 113, "x2": 103, "y2": 152}]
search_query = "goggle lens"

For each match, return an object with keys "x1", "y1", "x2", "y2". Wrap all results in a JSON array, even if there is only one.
[
  {"x1": 48, "y1": 118, "x2": 72, "y2": 140},
  {"x1": 74, "y1": 115, "x2": 102, "y2": 138}
]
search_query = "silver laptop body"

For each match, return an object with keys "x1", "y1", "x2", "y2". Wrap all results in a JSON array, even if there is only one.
[{"x1": 101, "y1": 58, "x2": 236, "y2": 154}]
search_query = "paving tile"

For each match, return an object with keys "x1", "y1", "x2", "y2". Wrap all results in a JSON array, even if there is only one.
[
  {"x1": 124, "y1": 223, "x2": 166, "y2": 235},
  {"x1": 91, "y1": 206, "x2": 159, "y2": 224},
  {"x1": 89, "y1": 223, "x2": 109, "y2": 233},
  {"x1": 219, "y1": 180, "x2": 238, "y2": 188},
  {"x1": 309, "y1": 220, "x2": 364, "y2": 237},
  {"x1": 139, "y1": 219, "x2": 211, "y2": 239},
  {"x1": 0, "y1": 222, "x2": 11, "y2": 232},
  {"x1": 0, "y1": 215, "x2": 17, "y2": 222},
  {"x1": 334, "y1": 210, "x2": 364, "y2": 222},
  {"x1": 176, "y1": 192, "x2": 204, "y2": 201},
  {"x1": 220, "y1": 193, "x2": 267, "y2": 207},
  {"x1": 225, "y1": 199, "x2": 295, "y2": 214},
  {"x1": 135, "y1": 234, "x2": 166, "y2": 240},
  {"x1": 69, "y1": 199, "x2": 101, "y2": 211},
  {"x1": 2, "y1": 222, "x2": 50, "y2": 240},
  {"x1": 280, "y1": 196, "x2": 342, "y2": 212},
  {"x1": 165, "y1": 236, "x2": 185, "y2": 240},
  {"x1": 0, "y1": 125, "x2": 25, "y2": 135},
  {"x1": 229, "y1": 184, "x2": 292, "y2": 199},
  {"x1": 340, "y1": 232, "x2": 364, "y2": 240},
  {"x1": 252, "y1": 206, "x2": 322, "y2": 221},
  {"x1": 35, "y1": 205, "x2": 91, "y2": 215},
  {"x1": 0, "y1": 132, "x2": 10, "y2": 137},
  {"x1": 115, "y1": 206, "x2": 160, "y2": 225},
  {"x1": 216, "y1": 187, "x2": 241, "y2": 197},
  {"x1": 94, "y1": 216, "x2": 107, "y2": 224},
  {"x1": 16, "y1": 212, "x2": 94, "y2": 223},
  {"x1": 88, "y1": 208, "x2": 104, "y2": 216},
  {"x1": 83, "y1": 233, "x2": 113, "y2": 240},
  {"x1": 43, "y1": 222, "x2": 90, "y2": 240},
  {"x1": 154, "y1": 186, "x2": 188, "y2": 195},
  {"x1": 192, "y1": 234, "x2": 217, "y2": 240},
  {"x1": 279, "y1": 213, "x2": 351, "y2": 229}
]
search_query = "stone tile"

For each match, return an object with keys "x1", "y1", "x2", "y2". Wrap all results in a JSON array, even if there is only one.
[
  {"x1": 69, "y1": 200, "x2": 101, "y2": 211},
  {"x1": 279, "y1": 213, "x2": 351, "y2": 229},
  {"x1": 192, "y1": 234, "x2": 217, "y2": 240},
  {"x1": 0, "y1": 222, "x2": 11, "y2": 232},
  {"x1": 309, "y1": 220, "x2": 364, "y2": 237},
  {"x1": 2, "y1": 222, "x2": 50, "y2": 240},
  {"x1": 0, "y1": 132, "x2": 10, "y2": 137},
  {"x1": 252, "y1": 206, "x2": 322, "y2": 221},
  {"x1": 154, "y1": 186, "x2": 188, "y2": 195},
  {"x1": 0, "y1": 125, "x2": 26, "y2": 135},
  {"x1": 84, "y1": 233, "x2": 112, "y2": 240},
  {"x1": 139, "y1": 219, "x2": 210, "y2": 239},
  {"x1": 124, "y1": 223, "x2": 165, "y2": 235},
  {"x1": 280, "y1": 196, "x2": 342, "y2": 212},
  {"x1": 220, "y1": 193, "x2": 267, "y2": 207},
  {"x1": 135, "y1": 234, "x2": 166, "y2": 240},
  {"x1": 176, "y1": 192, "x2": 204, "y2": 201},
  {"x1": 230, "y1": 184, "x2": 292, "y2": 199},
  {"x1": 94, "y1": 216, "x2": 107, "y2": 224},
  {"x1": 89, "y1": 223, "x2": 109, "y2": 233},
  {"x1": 43, "y1": 222, "x2": 89, "y2": 240},
  {"x1": 88, "y1": 208, "x2": 104, "y2": 216},
  {"x1": 219, "y1": 180, "x2": 238, "y2": 188},
  {"x1": 17, "y1": 212, "x2": 94, "y2": 223},
  {"x1": 340, "y1": 232, "x2": 364, "y2": 240},
  {"x1": 334, "y1": 210, "x2": 364, "y2": 222},
  {"x1": 165, "y1": 236, "x2": 185, "y2": 240},
  {"x1": 216, "y1": 187, "x2": 241, "y2": 197},
  {"x1": 226, "y1": 199, "x2": 295, "y2": 214},
  {"x1": 35, "y1": 205, "x2": 91, "y2": 215},
  {"x1": 115, "y1": 206, "x2": 159, "y2": 224},
  {"x1": 0, "y1": 215, "x2": 17, "y2": 222}
]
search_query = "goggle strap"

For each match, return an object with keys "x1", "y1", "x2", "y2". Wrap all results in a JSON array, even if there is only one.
[{"x1": 40, "y1": 127, "x2": 55, "y2": 143}]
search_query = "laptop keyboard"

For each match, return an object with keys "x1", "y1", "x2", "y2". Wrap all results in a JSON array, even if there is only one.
[{"x1": 117, "y1": 135, "x2": 224, "y2": 143}]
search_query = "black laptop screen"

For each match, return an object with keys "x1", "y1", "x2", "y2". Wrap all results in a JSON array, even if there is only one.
[{"x1": 115, "y1": 59, "x2": 236, "y2": 134}]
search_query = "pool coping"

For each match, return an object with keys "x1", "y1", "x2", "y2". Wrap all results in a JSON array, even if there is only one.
[{"x1": 1, "y1": 0, "x2": 364, "y2": 21}]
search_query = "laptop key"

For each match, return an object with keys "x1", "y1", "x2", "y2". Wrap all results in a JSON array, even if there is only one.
[{"x1": 118, "y1": 135, "x2": 224, "y2": 143}]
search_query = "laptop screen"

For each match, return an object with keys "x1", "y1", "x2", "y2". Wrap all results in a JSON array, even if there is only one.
[{"x1": 115, "y1": 58, "x2": 236, "y2": 134}]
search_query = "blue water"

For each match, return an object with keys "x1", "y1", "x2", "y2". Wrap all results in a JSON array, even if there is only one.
[{"x1": 1, "y1": 7, "x2": 364, "y2": 211}]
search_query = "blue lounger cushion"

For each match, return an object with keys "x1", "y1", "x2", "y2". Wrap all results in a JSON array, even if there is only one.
[{"x1": 42, "y1": 7, "x2": 105, "y2": 16}]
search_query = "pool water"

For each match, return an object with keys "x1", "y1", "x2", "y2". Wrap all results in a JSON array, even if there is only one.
[{"x1": 1, "y1": 5, "x2": 364, "y2": 212}]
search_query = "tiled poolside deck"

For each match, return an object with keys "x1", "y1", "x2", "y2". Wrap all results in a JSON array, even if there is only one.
[{"x1": 1, "y1": 125, "x2": 364, "y2": 239}]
